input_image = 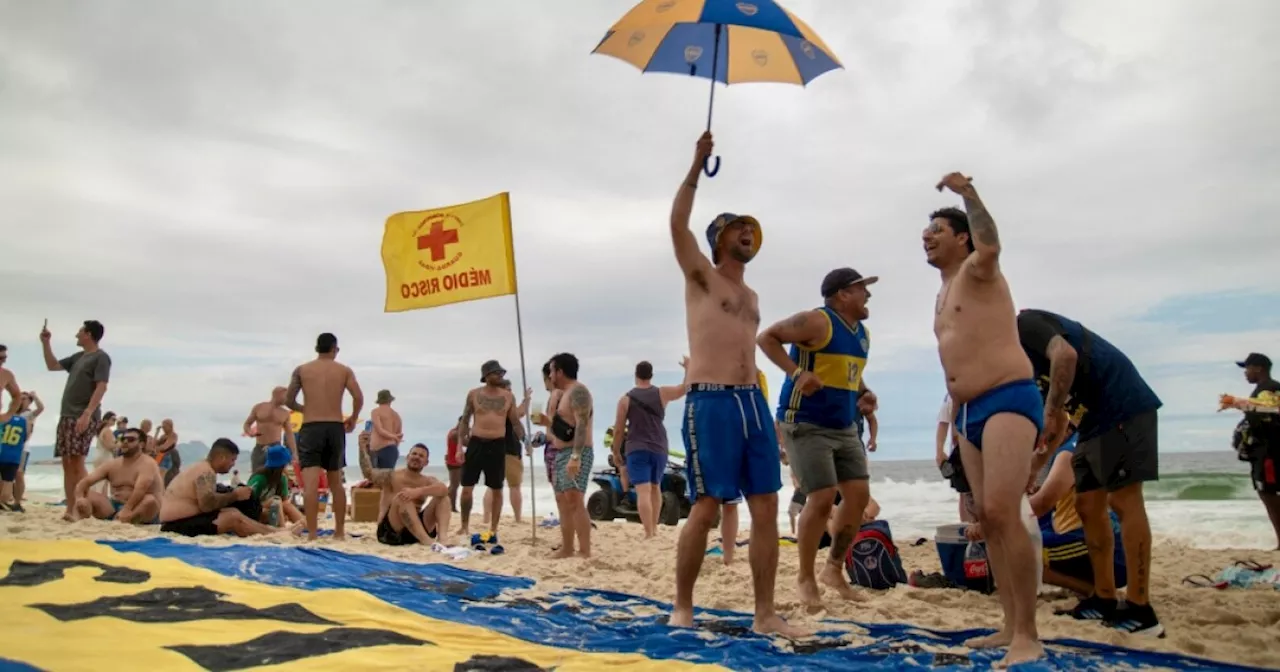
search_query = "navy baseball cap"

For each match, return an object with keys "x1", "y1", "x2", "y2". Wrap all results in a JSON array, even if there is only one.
[
  {"x1": 705, "y1": 213, "x2": 762, "y2": 264},
  {"x1": 1237, "y1": 353, "x2": 1272, "y2": 369},
  {"x1": 821, "y1": 268, "x2": 879, "y2": 298}
]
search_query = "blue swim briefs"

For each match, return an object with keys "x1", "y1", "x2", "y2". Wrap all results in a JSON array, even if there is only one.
[
  {"x1": 682, "y1": 383, "x2": 781, "y2": 502},
  {"x1": 954, "y1": 379, "x2": 1044, "y2": 451}
]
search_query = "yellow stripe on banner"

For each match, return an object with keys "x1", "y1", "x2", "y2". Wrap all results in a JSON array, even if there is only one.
[
  {"x1": 604, "y1": 0, "x2": 704, "y2": 32},
  {"x1": 780, "y1": 8, "x2": 843, "y2": 67},
  {"x1": 0, "y1": 540, "x2": 726, "y2": 671},
  {"x1": 725, "y1": 26, "x2": 803, "y2": 85},
  {"x1": 592, "y1": 24, "x2": 672, "y2": 72}
]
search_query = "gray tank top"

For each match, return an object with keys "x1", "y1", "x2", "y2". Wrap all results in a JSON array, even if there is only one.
[{"x1": 624, "y1": 386, "x2": 667, "y2": 454}]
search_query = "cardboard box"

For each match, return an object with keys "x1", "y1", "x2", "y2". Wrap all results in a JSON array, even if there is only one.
[{"x1": 352, "y1": 487, "x2": 382, "y2": 523}]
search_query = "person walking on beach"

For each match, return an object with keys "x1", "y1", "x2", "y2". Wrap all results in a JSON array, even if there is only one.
[
  {"x1": 159, "y1": 438, "x2": 277, "y2": 537},
  {"x1": 610, "y1": 360, "x2": 688, "y2": 538},
  {"x1": 155, "y1": 418, "x2": 181, "y2": 487},
  {"x1": 665, "y1": 132, "x2": 801, "y2": 637},
  {"x1": 547, "y1": 352, "x2": 594, "y2": 558},
  {"x1": 286, "y1": 332, "x2": 363, "y2": 541},
  {"x1": 758, "y1": 267, "x2": 880, "y2": 607},
  {"x1": 359, "y1": 440, "x2": 453, "y2": 547},
  {"x1": 369, "y1": 389, "x2": 404, "y2": 469},
  {"x1": 244, "y1": 386, "x2": 299, "y2": 472},
  {"x1": 40, "y1": 320, "x2": 112, "y2": 521},
  {"x1": 925, "y1": 174, "x2": 1044, "y2": 666},
  {"x1": 71, "y1": 427, "x2": 164, "y2": 524},
  {"x1": 445, "y1": 421, "x2": 464, "y2": 512},
  {"x1": 456, "y1": 360, "x2": 523, "y2": 538},
  {"x1": 1233, "y1": 353, "x2": 1280, "y2": 549},
  {"x1": 1018, "y1": 309, "x2": 1165, "y2": 635},
  {"x1": 500, "y1": 379, "x2": 533, "y2": 523}
]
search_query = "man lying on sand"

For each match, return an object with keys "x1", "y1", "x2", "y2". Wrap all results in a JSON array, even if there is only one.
[
  {"x1": 159, "y1": 438, "x2": 276, "y2": 537},
  {"x1": 71, "y1": 427, "x2": 163, "y2": 524},
  {"x1": 359, "y1": 440, "x2": 452, "y2": 547}
]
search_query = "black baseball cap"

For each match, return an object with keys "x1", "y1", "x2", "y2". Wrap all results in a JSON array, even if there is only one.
[
  {"x1": 1237, "y1": 353, "x2": 1272, "y2": 369},
  {"x1": 820, "y1": 268, "x2": 879, "y2": 298}
]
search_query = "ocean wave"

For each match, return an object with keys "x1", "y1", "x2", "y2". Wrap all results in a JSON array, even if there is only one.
[{"x1": 1144, "y1": 472, "x2": 1255, "y2": 501}]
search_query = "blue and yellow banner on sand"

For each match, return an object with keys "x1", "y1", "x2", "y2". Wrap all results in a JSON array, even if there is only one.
[
  {"x1": 380, "y1": 192, "x2": 518, "y2": 313},
  {"x1": 1, "y1": 538, "x2": 1266, "y2": 671}
]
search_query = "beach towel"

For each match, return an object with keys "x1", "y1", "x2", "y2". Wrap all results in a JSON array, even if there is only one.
[
  {"x1": 2, "y1": 538, "x2": 1269, "y2": 672},
  {"x1": 1184, "y1": 561, "x2": 1280, "y2": 590}
]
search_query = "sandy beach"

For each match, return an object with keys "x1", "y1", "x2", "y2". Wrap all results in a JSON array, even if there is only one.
[{"x1": 4, "y1": 503, "x2": 1277, "y2": 670}]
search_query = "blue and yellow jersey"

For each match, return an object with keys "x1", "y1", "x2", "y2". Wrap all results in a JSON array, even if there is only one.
[
  {"x1": 0, "y1": 415, "x2": 30, "y2": 465},
  {"x1": 776, "y1": 307, "x2": 869, "y2": 429}
]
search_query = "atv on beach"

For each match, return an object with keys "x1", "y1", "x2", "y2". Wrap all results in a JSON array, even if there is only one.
[{"x1": 587, "y1": 455, "x2": 694, "y2": 526}]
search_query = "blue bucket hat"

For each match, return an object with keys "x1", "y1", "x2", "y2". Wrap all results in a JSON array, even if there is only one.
[
  {"x1": 705, "y1": 212, "x2": 762, "y2": 265},
  {"x1": 264, "y1": 444, "x2": 293, "y2": 469}
]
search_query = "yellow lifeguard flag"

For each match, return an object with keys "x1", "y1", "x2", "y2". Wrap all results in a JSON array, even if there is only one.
[{"x1": 381, "y1": 192, "x2": 518, "y2": 312}]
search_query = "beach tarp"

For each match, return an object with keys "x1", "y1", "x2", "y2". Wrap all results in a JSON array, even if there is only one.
[{"x1": 0, "y1": 539, "x2": 1265, "y2": 672}]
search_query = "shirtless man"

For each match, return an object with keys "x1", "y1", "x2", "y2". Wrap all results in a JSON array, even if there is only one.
[
  {"x1": 499, "y1": 379, "x2": 533, "y2": 523},
  {"x1": 456, "y1": 360, "x2": 523, "y2": 537},
  {"x1": 286, "y1": 332, "x2": 363, "y2": 541},
  {"x1": 370, "y1": 390, "x2": 404, "y2": 468},
  {"x1": 155, "y1": 418, "x2": 181, "y2": 487},
  {"x1": 547, "y1": 353, "x2": 594, "y2": 558},
  {"x1": 666, "y1": 132, "x2": 800, "y2": 637},
  {"x1": 71, "y1": 427, "x2": 163, "y2": 524},
  {"x1": 926, "y1": 173, "x2": 1044, "y2": 666},
  {"x1": 159, "y1": 438, "x2": 276, "y2": 537},
  {"x1": 0, "y1": 344, "x2": 21, "y2": 422},
  {"x1": 359, "y1": 440, "x2": 452, "y2": 547},
  {"x1": 244, "y1": 386, "x2": 299, "y2": 472}
]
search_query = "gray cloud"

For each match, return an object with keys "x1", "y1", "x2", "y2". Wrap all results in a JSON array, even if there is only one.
[{"x1": 2, "y1": 0, "x2": 1278, "y2": 450}]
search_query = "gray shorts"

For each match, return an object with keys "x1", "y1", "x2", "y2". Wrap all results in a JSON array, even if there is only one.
[
  {"x1": 780, "y1": 422, "x2": 869, "y2": 494},
  {"x1": 1073, "y1": 409, "x2": 1159, "y2": 494}
]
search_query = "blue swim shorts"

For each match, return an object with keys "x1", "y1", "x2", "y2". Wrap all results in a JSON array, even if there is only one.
[
  {"x1": 625, "y1": 450, "x2": 668, "y2": 486},
  {"x1": 954, "y1": 379, "x2": 1044, "y2": 451},
  {"x1": 682, "y1": 383, "x2": 782, "y2": 502}
]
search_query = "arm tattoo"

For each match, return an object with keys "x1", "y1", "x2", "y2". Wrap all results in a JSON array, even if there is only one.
[
  {"x1": 569, "y1": 385, "x2": 592, "y2": 456},
  {"x1": 195, "y1": 472, "x2": 239, "y2": 512},
  {"x1": 457, "y1": 393, "x2": 474, "y2": 443},
  {"x1": 1045, "y1": 337, "x2": 1077, "y2": 410},
  {"x1": 960, "y1": 187, "x2": 999, "y2": 248},
  {"x1": 285, "y1": 367, "x2": 305, "y2": 413},
  {"x1": 357, "y1": 441, "x2": 395, "y2": 487}
]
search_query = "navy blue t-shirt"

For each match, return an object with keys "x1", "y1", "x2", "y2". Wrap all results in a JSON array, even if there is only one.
[{"x1": 1017, "y1": 309, "x2": 1162, "y2": 442}]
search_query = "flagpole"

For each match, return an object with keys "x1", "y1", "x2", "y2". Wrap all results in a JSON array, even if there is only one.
[{"x1": 507, "y1": 195, "x2": 537, "y2": 543}]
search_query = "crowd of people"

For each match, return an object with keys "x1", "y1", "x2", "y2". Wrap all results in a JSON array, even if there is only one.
[{"x1": 5, "y1": 134, "x2": 1280, "y2": 667}]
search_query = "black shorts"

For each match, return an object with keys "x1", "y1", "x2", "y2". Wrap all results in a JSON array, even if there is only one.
[
  {"x1": 160, "y1": 511, "x2": 221, "y2": 537},
  {"x1": 941, "y1": 446, "x2": 971, "y2": 494},
  {"x1": 1073, "y1": 409, "x2": 1159, "y2": 494},
  {"x1": 461, "y1": 436, "x2": 506, "y2": 489},
  {"x1": 298, "y1": 421, "x2": 346, "y2": 471},
  {"x1": 376, "y1": 514, "x2": 436, "y2": 546},
  {"x1": 1251, "y1": 445, "x2": 1280, "y2": 495}
]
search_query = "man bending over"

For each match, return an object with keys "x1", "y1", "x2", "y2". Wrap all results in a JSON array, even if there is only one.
[{"x1": 159, "y1": 438, "x2": 276, "y2": 537}]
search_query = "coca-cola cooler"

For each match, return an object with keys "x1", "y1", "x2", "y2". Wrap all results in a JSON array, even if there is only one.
[{"x1": 935, "y1": 523, "x2": 994, "y2": 593}]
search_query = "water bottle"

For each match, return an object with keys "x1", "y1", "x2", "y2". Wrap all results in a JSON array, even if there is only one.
[
  {"x1": 1022, "y1": 496, "x2": 1044, "y2": 591},
  {"x1": 963, "y1": 539, "x2": 990, "y2": 592}
]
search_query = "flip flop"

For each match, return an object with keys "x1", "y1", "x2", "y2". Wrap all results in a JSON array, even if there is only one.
[{"x1": 1181, "y1": 574, "x2": 1228, "y2": 589}]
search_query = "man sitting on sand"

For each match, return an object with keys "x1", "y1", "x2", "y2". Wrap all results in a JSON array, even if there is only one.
[
  {"x1": 359, "y1": 440, "x2": 452, "y2": 546},
  {"x1": 71, "y1": 427, "x2": 163, "y2": 524},
  {"x1": 967, "y1": 433, "x2": 1128, "y2": 598},
  {"x1": 159, "y1": 438, "x2": 277, "y2": 537}
]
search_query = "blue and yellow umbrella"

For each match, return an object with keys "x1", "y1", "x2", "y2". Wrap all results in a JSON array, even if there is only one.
[{"x1": 592, "y1": 0, "x2": 841, "y2": 176}]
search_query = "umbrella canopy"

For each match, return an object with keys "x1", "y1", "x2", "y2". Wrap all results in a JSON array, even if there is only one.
[{"x1": 592, "y1": 0, "x2": 841, "y2": 86}]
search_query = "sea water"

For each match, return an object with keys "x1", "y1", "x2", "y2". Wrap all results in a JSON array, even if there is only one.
[{"x1": 19, "y1": 450, "x2": 1272, "y2": 549}]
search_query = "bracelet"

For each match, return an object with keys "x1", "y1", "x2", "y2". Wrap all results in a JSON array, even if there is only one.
[
  {"x1": 788, "y1": 368, "x2": 802, "y2": 380},
  {"x1": 684, "y1": 181, "x2": 698, "y2": 190}
]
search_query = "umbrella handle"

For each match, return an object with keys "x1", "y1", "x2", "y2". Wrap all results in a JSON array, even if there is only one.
[{"x1": 703, "y1": 154, "x2": 721, "y2": 177}]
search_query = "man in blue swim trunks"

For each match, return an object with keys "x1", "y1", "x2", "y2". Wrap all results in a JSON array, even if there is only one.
[
  {"x1": 1018, "y1": 309, "x2": 1164, "y2": 636},
  {"x1": 926, "y1": 172, "x2": 1044, "y2": 666},
  {"x1": 610, "y1": 359, "x2": 688, "y2": 539},
  {"x1": 666, "y1": 131, "x2": 804, "y2": 638},
  {"x1": 71, "y1": 427, "x2": 164, "y2": 524}
]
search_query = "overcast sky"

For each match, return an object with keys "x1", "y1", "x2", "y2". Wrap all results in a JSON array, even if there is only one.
[{"x1": 2, "y1": 0, "x2": 1277, "y2": 460}]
